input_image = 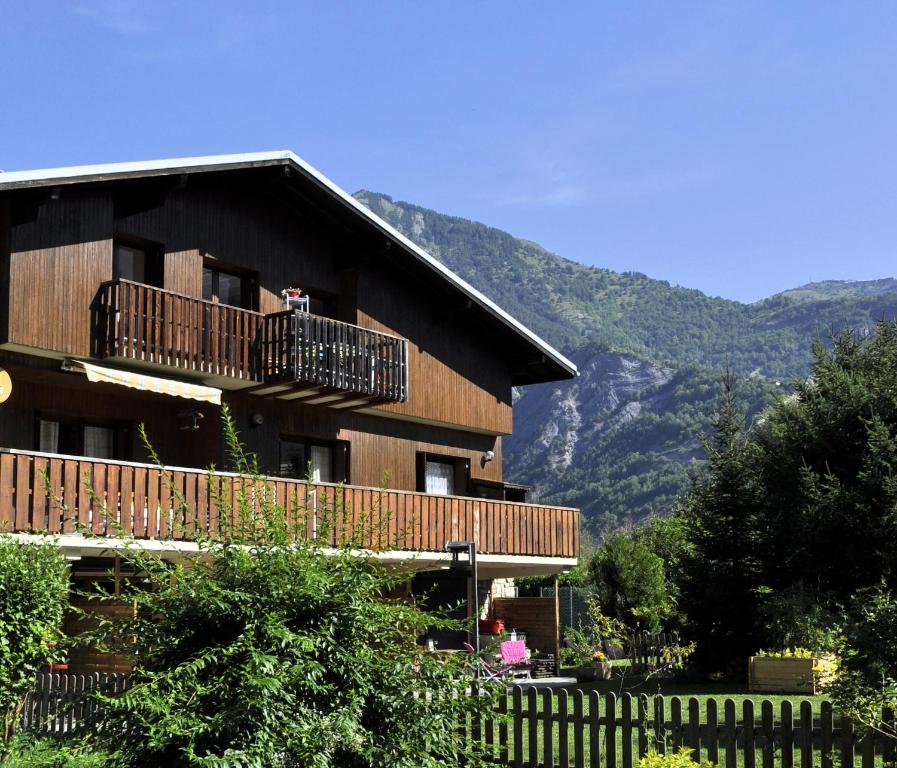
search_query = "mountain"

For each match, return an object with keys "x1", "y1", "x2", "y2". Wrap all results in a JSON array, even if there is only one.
[{"x1": 354, "y1": 191, "x2": 897, "y2": 531}]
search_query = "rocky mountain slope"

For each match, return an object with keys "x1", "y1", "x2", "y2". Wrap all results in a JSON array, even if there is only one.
[{"x1": 354, "y1": 191, "x2": 897, "y2": 532}]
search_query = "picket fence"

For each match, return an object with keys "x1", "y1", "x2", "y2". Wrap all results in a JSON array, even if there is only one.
[
  {"x1": 21, "y1": 676, "x2": 897, "y2": 768},
  {"x1": 21, "y1": 672, "x2": 130, "y2": 735},
  {"x1": 627, "y1": 632, "x2": 688, "y2": 672},
  {"x1": 476, "y1": 688, "x2": 897, "y2": 768}
]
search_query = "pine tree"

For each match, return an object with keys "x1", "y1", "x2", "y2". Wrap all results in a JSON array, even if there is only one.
[{"x1": 680, "y1": 371, "x2": 765, "y2": 675}]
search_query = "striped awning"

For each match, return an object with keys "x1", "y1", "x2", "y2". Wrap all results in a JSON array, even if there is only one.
[{"x1": 63, "y1": 360, "x2": 222, "y2": 405}]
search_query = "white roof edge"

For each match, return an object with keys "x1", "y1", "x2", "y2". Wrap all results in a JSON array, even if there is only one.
[{"x1": 0, "y1": 151, "x2": 578, "y2": 378}]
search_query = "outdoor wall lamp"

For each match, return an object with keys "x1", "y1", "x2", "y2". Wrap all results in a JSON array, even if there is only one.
[{"x1": 446, "y1": 540, "x2": 480, "y2": 654}]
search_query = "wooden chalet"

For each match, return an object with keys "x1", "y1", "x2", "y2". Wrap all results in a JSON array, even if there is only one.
[{"x1": 0, "y1": 151, "x2": 579, "y2": 669}]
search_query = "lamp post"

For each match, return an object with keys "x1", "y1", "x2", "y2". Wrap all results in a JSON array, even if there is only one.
[{"x1": 445, "y1": 540, "x2": 479, "y2": 654}]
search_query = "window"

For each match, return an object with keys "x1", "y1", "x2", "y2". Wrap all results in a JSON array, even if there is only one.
[
  {"x1": 203, "y1": 263, "x2": 258, "y2": 310},
  {"x1": 113, "y1": 239, "x2": 163, "y2": 286},
  {"x1": 425, "y1": 460, "x2": 454, "y2": 496},
  {"x1": 416, "y1": 453, "x2": 470, "y2": 497},
  {"x1": 38, "y1": 417, "x2": 119, "y2": 459},
  {"x1": 278, "y1": 437, "x2": 348, "y2": 484}
]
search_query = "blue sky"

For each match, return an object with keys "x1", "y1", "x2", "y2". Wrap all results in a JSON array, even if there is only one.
[{"x1": 2, "y1": 2, "x2": 896, "y2": 302}]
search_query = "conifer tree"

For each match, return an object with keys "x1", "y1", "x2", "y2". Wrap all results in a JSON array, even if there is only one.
[{"x1": 679, "y1": 371, "x2": 765, "y2": 675}]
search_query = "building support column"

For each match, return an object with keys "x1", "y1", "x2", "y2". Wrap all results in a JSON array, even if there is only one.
[{"x1": 552, "y1": 573, "x2": 560, "y2": 675}]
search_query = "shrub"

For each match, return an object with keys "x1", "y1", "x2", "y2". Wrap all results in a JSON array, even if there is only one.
[
  {"x1": 589, "y1": 531, "x2": 672, "y2": 633},
  {"x1": 561, "y1": 594, "x2": 627, "y2": 668},
  {"x1": 758, "y1": 585, "x2": 841, "y2": 655},
  {"x1": 638, "y1": 747, "x2": 715, "y2": 768},
  {"x1": 824, "y1": 584, "x2": 897, "y2": 741},
  {"x1": 81, "y1": 409, "x2": 500, "y2": 768},
  {"x1": 0, "y1": 540, "x2": 69, "y2": 760}
]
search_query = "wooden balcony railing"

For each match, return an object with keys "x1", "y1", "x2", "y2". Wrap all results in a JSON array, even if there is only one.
[
  {"x1": 263, "y1": 311, "x2": 408, "y2": 403},
  {"x1": 94, "y1": 280, "x2": 264, "y2": 381},
  {"x1": 94, "y1": 281, "x2": 410, "y2": 402},
  {"x1": 0, "y1": 450, "x2": 579, "y2": 559}
]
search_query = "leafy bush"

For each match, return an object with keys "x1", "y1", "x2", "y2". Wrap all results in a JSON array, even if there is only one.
[
  {"x1": 0, "y1": 540, "x2": 69, "y2": 759},
  {"x1": 561, "y1": 595, "x2": 627, "y2": 668},
  {"x1": 825, "y1": 584, "x2": 897, "y2": 741},
  {"x1": 638, "y1": 747, "x2": 715, "y2": 768},
  {"x1": 589, "y1": 533, "x2": 670, "y2": 632},
  {"x1": 758, "y1": 585, "x2": 841, "y2": 655},
  {"x1": 81, "y1": 409, "x2": 499, "y2": 768}
]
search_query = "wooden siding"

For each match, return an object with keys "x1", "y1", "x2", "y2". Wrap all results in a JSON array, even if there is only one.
[
  {"x1": 0, "y1": 360, "x2": 498, "y2": 492},
  {"x1": 117, "y1": 183, "x2": 513, "y2": 433},
  {"x1": 0, "y1": 362, "x2": 220, "y2": 469},
  {"x1": 0, "y1": 449, "x2": 579, "y2": 558},
  {"x1": 7, "y1": 193, "x2": 113, "y2": 356},
  {"x1": 226, "y1": 395, "x2": 504, "y2": 490},
  {"x1": 356, "y1": 266, "x2": 513, "y2": 434},
  {"x1": 4, "y1": 182, "x2": 519, "y2": 434}
]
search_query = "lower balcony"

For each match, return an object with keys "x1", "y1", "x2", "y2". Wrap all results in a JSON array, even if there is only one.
[{"x1": 0, "y1": 450, "x2": 579, "y2": 571}]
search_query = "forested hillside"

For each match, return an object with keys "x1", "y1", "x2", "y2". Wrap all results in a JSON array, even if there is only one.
[{"x1": 354, "y1": 191, "x2": 897, "y2": 531}]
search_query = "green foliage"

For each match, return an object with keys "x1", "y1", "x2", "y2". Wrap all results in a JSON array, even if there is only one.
[
  {"x1": 638, "y1": 747, "x2": 715, "y2": 768},
  {"x1": 825, "y1": 585, "x2": 897, "y2": 741},
  {"x1": 588, "y1": 532, "x2": 672, "y2": 633},
  {"x1": 758, "y1": 323, "x2": 897, "y2": 602},
  {"x1": 3, "y1": 734, "x2": 107, "y2": 768},
  {"x1": 758, "y1": 585, "x2": 841, "y2": 654},
  {"x1": 84, "y1": 407, "x2": 499, "y2": 768},
  {"x1": 560, "y1": 595, "x2": 627, "y2": 668},
  {"x1": 679, "y1": 372, "x2": 766, "y2": 675},
  {"x1": 0, "y1": 540, "x2": 69, "y2": 757}
]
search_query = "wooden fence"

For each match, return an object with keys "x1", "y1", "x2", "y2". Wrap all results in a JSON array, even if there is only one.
[
  {"x1": 21, "y1": 673, "x2": 130, "y2": 736},
  {"x1": 628, "y1": 632, "x2": 688, "y2": 672},
  {"x1": 474, "y1": 689, "x2": 896, "y2": 768},
  {"x1": 23, "y1": 677, "x2": 897, "y2": 767}
]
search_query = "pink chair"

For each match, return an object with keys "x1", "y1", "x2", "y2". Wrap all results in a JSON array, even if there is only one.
[
  {"x1": 463, "y1": 640, "x2": 532, "y2": 682},
  {"x1": 499, "y1": 640, "x2": 532, "y2": 680}
]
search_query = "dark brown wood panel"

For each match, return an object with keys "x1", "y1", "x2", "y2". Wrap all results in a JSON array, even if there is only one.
[
  {"x1": 7, "y1": 193, "x2": 113, "y2": 356},
  {"x1": 4, "y1": 180, "x2": 519, "y2": 437},
  {"x1": 356, "y1": 268, "x2": 513, "y2": 434},
  {"x1": 97, "y1": 279, "x2": 263, "y2": 382},
  {"x1": 118, "y1": 183, "x2": 512, "y2": 434},
  {"x1": 227, "y1": 395, "x2": 503, "y2": 491}
]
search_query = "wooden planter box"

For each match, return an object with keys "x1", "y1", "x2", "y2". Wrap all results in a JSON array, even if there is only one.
[{"x1": 748, "y1": 655, "x2": 836, "y2": 694}]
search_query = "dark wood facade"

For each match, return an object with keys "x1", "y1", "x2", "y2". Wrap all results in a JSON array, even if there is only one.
[{"x1": 0, "y1": 160, "x2": 578, "y2": 562}]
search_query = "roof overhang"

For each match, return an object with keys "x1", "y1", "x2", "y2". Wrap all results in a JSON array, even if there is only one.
[{"x1": 0, "y1": 151, "x2": 577, "y2": 385}]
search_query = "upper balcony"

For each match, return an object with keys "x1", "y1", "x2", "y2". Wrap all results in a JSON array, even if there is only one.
[
  {"x1": 261, "y1": 310, "x2": 408, "y2": 404},
  {"x1": 93, "y1": 279, "x2": 408, "y2": 404},
  {"x1": 0, "y1": 449, "x2": 579, "y2": 571}
]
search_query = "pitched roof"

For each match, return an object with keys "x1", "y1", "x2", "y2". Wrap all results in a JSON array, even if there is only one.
[{"x1": 0, "y1": 151, "x2": 577, "y2": 383}]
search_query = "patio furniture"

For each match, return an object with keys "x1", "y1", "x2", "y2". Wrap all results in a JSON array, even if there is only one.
[
  {"x1": 499, "y1": 640, "x2": 533, "y2": 681},
  {"x1": 462, "y1": 640, "x2": 534, "y2": 682}
]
